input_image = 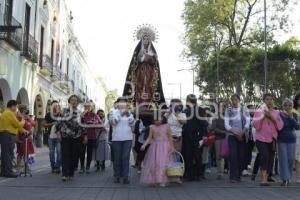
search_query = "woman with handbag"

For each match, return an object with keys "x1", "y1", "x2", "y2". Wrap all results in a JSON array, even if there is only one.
[{"x1": 211, "y1": 101, "x2": 228, "y2": 180}]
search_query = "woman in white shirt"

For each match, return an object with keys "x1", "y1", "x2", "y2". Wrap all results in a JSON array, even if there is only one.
[
  {"x1": 165, "y1": 99, "x2": 187, "y2": 152},
  {"x1": 109, "y1": 97, "x2": 135, "y2": 184}
]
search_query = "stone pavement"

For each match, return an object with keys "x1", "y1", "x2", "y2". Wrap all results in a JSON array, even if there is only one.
[{"x1": 0, "y1": 152, "x2": 300, "y2": 200}]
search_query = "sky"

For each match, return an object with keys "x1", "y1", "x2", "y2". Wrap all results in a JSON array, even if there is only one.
[{"x1": 67, "y1": 0, "x2": 300, "y2": 101}]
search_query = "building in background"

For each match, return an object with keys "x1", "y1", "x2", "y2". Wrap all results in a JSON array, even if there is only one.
[{"x1": 0, "y1": 0, "x2": 104, "y2": 146}]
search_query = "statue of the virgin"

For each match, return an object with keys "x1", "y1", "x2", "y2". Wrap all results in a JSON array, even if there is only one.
[{"x1": 123, "y1": 24, "x2": 166, "y2": 109}]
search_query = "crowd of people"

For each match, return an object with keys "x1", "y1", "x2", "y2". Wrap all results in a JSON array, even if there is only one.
[{"x1": 1, "y1": 92, "x2": 300, "y2": 188}]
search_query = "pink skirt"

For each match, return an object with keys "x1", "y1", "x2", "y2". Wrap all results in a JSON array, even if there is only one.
[{"x1": 140, "y1": 140, "x2": 171, "y2": 185}]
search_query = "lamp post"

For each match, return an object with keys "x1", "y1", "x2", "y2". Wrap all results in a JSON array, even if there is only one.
[
  {"x1": 177, "y1": 68, "x2": 196, "y2": 94},
  {"x1": 264, "y1": 0, "x2": 268, "y2": 93},
  {"x1": 167, "y1": 83, "x2": 182, "y2": 100}
]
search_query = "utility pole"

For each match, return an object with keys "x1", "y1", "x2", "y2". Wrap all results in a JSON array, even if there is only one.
[{"x1": 264, "y1": 0, "x2": 268, "y2": 93}]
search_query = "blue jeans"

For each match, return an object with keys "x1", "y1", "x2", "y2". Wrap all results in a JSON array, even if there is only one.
[
  {"x1": 48, "y1": 138, "x2": 61, "y2": 170},
  {"x1": 228, "y1": 135, "x2": 245, "y2": 181},
  {"x1": 112, "y1": 140, "x2": 132, "y2": 178},
  {"x1": 278, "y1": 142, "x2": 296, "y2": 181}
]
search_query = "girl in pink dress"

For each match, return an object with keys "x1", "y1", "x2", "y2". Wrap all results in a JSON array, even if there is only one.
[{"x1": 140, "y1": 117, "x2": 174, "y2": 187}]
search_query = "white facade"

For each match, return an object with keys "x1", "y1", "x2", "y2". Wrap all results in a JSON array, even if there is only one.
[{"x1": 0, "y1": 0, "x2": 105, "y2": 116}]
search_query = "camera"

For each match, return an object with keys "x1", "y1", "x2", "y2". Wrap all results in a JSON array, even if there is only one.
[{"x1": 174, "y1": 105, "x2": 183, "y2": 113}]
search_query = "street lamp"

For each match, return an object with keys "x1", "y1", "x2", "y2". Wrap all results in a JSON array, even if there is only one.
[
  {"x1": 167, "y1": 83, "x2": 182, "y2": 100},
  {"x1": 177, "y1": 67, "x2": 196, "y2": 94},
  {"x1": 264, "y1": 0, "x2": 268, "y2": 93}
]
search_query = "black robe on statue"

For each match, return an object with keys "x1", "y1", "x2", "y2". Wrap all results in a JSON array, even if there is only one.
[{"x1": 122, "y1": 41, "x2": 166, "y2": 109}]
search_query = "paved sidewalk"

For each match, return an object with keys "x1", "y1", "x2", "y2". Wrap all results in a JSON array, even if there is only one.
[{"x1": 0, "y1": 155, "x2": 300, "y2": 200}]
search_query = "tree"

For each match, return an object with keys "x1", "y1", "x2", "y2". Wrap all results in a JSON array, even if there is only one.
[
  {"x1": 197, "y1": 39, "x2": 300, "y2": 105},
  {"x1": 97, "y1": 77, "x2": 118, "y2": 114},
  {"x1": 183, "y1": 0, "x2": 296, "y2": 59},
  {"x1": 183, "y1": 0, "x2": 297, "y2": 99}
]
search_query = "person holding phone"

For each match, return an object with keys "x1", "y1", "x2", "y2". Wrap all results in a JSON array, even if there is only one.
[
  {"x1": 165, "y1": 99, "x2": 187, "y2": 152},
  {"x1": 253, "y1": 93, "x2": 284, "y2": 186}
]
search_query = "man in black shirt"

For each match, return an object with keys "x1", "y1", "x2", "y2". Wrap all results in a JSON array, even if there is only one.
[{"x1": 182, "y1": 94, "x2": 208, "y2": 181}]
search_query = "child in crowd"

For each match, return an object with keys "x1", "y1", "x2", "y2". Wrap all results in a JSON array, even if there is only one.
[{"x1": 140, "y1": 114, "x2": 174, "y2": 187}]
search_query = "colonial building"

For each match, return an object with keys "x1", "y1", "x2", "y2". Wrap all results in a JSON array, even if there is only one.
[{"x1": 0, "y1": 0, "x2": 104, "y2": 145}]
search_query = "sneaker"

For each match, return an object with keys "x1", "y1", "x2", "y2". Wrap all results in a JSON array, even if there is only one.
[
  {"x1": 159, "y1": 183, "x2": 166, "y2": 187},
  {"x1": 205, "y1": 168, "x2": 211, "y2": 174},
  {"x1": 242, "y1": 170, "x2": 249, "y2": 176},
  {"x1": 62, "y1": 176, "x2": 67, "y2": 182}
]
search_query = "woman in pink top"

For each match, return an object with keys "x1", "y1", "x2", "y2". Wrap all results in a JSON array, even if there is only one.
[{"x1": 253, "y1": 93, "x2": 284, "y2": 186}]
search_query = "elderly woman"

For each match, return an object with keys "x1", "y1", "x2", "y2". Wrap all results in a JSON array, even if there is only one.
[
  {"x1": 278, "y1": 98, "x2": 300, "y2": 186},
  {"x1": 57, "y1": 95, "x2": 83, "y2": 182}
]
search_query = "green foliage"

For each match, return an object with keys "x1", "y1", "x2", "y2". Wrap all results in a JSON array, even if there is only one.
[
  {"x1": 197, "y1": 40, "x2": 300, "y2": 105},
  {"x1": 104, "y1": 90, "x2": 118, "y2": 115},
  {"x1": 183, "y1": 0, "x2": 299, "y2": 105}
]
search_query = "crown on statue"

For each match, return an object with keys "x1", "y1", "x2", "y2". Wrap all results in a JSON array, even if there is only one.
[{"x1": 134, "y1": 24, "x2": 159, "y2": 42}]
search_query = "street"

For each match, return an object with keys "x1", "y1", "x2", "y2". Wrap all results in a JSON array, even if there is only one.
[{"x1": 0, "y1": 150, "x2": 300, "y2": 200}]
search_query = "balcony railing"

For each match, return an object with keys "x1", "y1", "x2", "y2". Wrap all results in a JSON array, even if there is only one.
[
  {"x1": 61, "y1": 73, "x2": 69, "y2": 82},
  {"x1": 39, "y1": 55, "x2": 53, "y2": 76},
  {"x1": 21, "y1": 33, "x2": 38, "y2": 63},
  {"x1": 50, "y1": 67, "x2": 62, "y2": 81},
  {"x1": 0, "y1": 11, "x2": 23, "y2": 50}
]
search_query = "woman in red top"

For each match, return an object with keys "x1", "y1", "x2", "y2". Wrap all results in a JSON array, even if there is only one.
[
  {"x1": 16, "y1": 105, "x2": 36, "y2": 172},
  {"x1": 79, "y1": 102, "x2": 101, "y2": 174}
]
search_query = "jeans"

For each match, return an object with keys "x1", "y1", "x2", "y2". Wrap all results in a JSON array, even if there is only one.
[
  {"x1": 48, "y1": 138, "x2": 61, "y2": 170},
  {"x1": 112, "y1": 140, "x2": 132, "y2": 178},
  {"x1": 61, "y1": 137, "x2": 81, "y2": 177},
  {"x1": 278, "y1": 142, "x2": 296, "y2": 181},
  {"x1": 228, "y1": 135, "x2": 245, "y2": 181},
  {"x1": 0, "y1": 132, "x2": 17, "y2": 176}
]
